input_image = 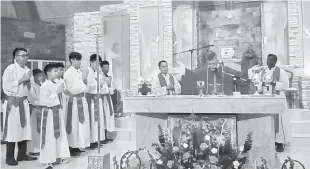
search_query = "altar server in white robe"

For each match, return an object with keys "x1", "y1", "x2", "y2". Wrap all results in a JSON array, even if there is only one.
[
  {"x1": 64, "y1": 52, "x2": 90, "y2": 156},
  {"x1": 151, "y1": 60, "x2": 181, "y2": 95},
  {"x1": 39, "y1": 63, "x2": 70, "y2": 169},
  {"x1": 27, "y1": 69, "x2": 45, "y2": 156},
  {"x1": 86, "y1": 54, "x2": 106, "y2": 148},
  {"x1": 54, "y1": 63, "x2": 67, "y2": 118},
  {"x1": 100, "y1": 60, "x2": 115, "y2": 143},
  {"x1": 248, "y1": 54, "x2": 289, "y2": 152},
  {"x1": 2, "y1": 48, "x2": 37, "y2": 166}
]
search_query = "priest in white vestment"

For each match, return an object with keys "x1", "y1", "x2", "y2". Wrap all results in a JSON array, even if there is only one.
[
  {"x1": 151, "y1": 60, "x2": 181, "y2": 95},
  {"x1": 39, "y1": 63, "x2": 70, "y2": 169},
  {"x1": 86, "y1": 54, "x2": 106, "y2": 148},
  {"x1": 100, "y1": 60, "x2": 115, "y2": 143},
  {"x1": 63, "y1": 52, "x2": 90, "y2": 157},
  {"x1": 27, "y1": 69, "x2": 45, "y2": 156},
  {"x1": 2, "y1": 48, "x2": 37, "y2": 166},
  {"x1": 248, "y1": 54, "x2": 289, "y2": 152}
]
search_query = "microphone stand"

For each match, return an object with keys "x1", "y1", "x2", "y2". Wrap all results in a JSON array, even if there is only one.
[{"x1": 173, "y1": 45, "x2": 213, "y2": 71}]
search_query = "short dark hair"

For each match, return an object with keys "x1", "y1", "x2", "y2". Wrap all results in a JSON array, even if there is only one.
[
  {"x1": 158, "y1": 60, "x2": 167, "y2": 67},
  {"x1": 267, "y1": 54, "x2": 278, "y2": 61},
  {"x1": 43, "y1": 63, "x2": 57, "y2": 76},
  {"x1": 90, "y1": 54, "x2": 102, "y2": 63},
  {"x1": 13, "y1": 48, "x2": 27, "y2": 58},
  {"x1": 32, "y1": 69, "x2": 43, "y2": 76},
  {"x1": 69, "y1": 52, "x2": 82, "y2": 63},
  {"x1": 100, "y1": 60, "x2": 109, "y2": 68},
  {"x1": 54, "y1": 62, "x2": 64, "y2": 68}
]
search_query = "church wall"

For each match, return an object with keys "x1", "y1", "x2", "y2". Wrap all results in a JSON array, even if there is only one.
[
  {"x1": 1, "y1": 17, "x2": 65, "y2": 75},
  {"x1": 198, "y1": 2, "x2": 261, "y2": 70},
  {"x1": 287, "y1": 0, "x2": 304, "y2": 71},
  {"x1": 65, "y1": 0, "x2": 173, "y2": 90}
]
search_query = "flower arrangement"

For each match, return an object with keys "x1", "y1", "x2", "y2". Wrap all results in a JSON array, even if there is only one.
[{"x1": 146, "y1": 122, "x2": 253, "y2": 169}]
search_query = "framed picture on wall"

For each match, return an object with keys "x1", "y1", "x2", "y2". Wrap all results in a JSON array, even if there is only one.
[{"x1": 219, "y1": 46, "x2": 238, "y2": 60}]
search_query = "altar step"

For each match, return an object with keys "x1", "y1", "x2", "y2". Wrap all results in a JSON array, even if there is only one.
[
  {"x1": 289, "y1": 109, "x2": 310, "y2": 148},
  {"x1": 110, "y1": 116, "x2": 136, "y2": 142},
  {"x1": 115, "y1": 116, "x2": 136, "y2": 129}
]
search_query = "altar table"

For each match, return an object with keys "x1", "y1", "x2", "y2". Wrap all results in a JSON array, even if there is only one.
[{"x1": 123, "y1": 95, "x2": 286, "y2": 168}]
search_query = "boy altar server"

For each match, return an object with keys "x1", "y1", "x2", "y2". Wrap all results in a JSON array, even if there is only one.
[
  {"x1": 86, "y1": 54, "x2": 106, "y2": 148},
  {"x1": 39, "y1": 64, "x2": 70, "y2": 169},
  {"x1": 64, "y1": 52, "x2": 90, "y2": 156},
  {"x1": 54, "y1": 63, "x2": 66, "y2": 116},
  {"x1": 2, "y1": 48, "x2": 37, "y2": 166},
  {"x1": 27, "y1": 69, "x2": 45, "y2": 156},
  {"x1": 100, "y1": 61, "x2": 115, "y2": 143}
]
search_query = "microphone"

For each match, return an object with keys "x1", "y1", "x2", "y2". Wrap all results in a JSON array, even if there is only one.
[{"x1": 216, "y1": 60, "x2": 248, "y2": 82}]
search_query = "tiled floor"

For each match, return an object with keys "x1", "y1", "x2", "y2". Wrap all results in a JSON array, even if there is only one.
[
  {"x1": 1, "y1": 143, "x2": 310, "y2": 169},
  {"x1": 0, "y1": 141, "x2": 135, "y2": 169}
]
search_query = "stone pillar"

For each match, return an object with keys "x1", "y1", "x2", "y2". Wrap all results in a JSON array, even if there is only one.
[
  {"x1": 287, "y1": 0, "x2": 303, "y2": 69},
  {"x1": 65, "y1": 12, "x2": 103, "y2": 72}
]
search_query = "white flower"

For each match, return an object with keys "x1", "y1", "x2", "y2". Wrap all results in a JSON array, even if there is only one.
[
  {"x1": 200, "y1": 143, "x2": 209, "y2": 150},
  {"x1": 183, "y1": 143, "x2": 189, "y2": 148},
  {"x1": 204, "y1": 135, "x2": 211, "y2": 141},
  {"x1": 173, "y1": 147, "x2": 179, "y2": 152},
  {"x1": 211, "y1": 148, "x2": 218, "y2": 154},
  {"x1": 233, "y1": 161, "x2": 240, "y2": 168},
  {"x1": 239, "y1": 146, "x2": 244, "y2": 152},
  {"x1": 167, "y1": 161, "x2": 174, "y2": 168},
  {"x1": 156, "y1": 159, "x2": 163, "y2": 164}
]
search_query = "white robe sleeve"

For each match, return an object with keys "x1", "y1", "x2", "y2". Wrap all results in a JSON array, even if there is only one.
[
  {"x1": 64, "y1": 70, "x2": 87, "y2": 95},
  {"x1": 276, "y1": 69, "x2": 289, "y2": 91},
  {"x1": 151, "y1": 77, "x2": 161, "y2": 89},
  {"x1": 40, "y1": 84, "x2": 60, "y2": 107},
  {"x1": 2, "y1": 65, "x2": 19, "y2": 96},
  {"x1": 86, "y1": 69, "x2": 96, "y2": 92},
  {"x1": 173, "y1": 76, "x2": 181, "y2": 94},
  {"x1": 28, "y1": 84, "x2": 39, "y2": 105}
]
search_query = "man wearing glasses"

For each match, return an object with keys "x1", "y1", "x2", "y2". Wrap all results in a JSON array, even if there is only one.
[{"x1": 2, "y1": 48, "x2": 37, "y2": 166}]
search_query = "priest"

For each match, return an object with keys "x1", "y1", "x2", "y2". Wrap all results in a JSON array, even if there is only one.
[
  {"x1": 172, "y1": 58, "x2": 249, "y2": 95},
  {"x1": 248, "y1": 54, "x2": 289, "y2": 152},
  {"x1": 151, "y1": 60, "x2": 181, "y2": 95}
]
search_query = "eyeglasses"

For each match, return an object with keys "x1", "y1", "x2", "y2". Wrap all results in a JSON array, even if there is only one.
[{"x1": 16, "y1": 54, "x2": 29, "y2": 58}]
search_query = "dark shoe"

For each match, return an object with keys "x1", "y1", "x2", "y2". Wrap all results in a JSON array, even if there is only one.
[
  {"x1": 75, "y1": 148, "x2": 85, "y2": 153},
  {"x1": 1, "y1": 140, "x2": 6, "y2": 145},
  {"x1": 5, "y1": 158, "x2": 18, "y2": 166},
  {"x1": 45, "y1": 164, "x2": 53, "y2": 169},
  {"x1": 70, "y1": 151, "x2": 80, "y2": 158},
  {"x1": 29, "y1": 152, "x2": 40, "y2": 156},
  {"x1": 17, "y1": 154, "x2": 38, "y2": 161}
]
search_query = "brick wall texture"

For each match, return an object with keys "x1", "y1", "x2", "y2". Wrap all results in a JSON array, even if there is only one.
[
  {"x1": 66, "y1": 0, "x2": 173, "y2": 89},
  {"x1": 1, "y1": 17, "x2": 65, "y2": 75}
]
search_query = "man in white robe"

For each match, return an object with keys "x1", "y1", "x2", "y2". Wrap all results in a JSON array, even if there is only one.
[
  {"x1": 86, "y1": 54, "x2": 106, "y2": 148},
  {"x1": 248, "y1": 54, "x2": 289, "y2": 152},
  {"x1": 27, "y1": 69, "x2": 45, "y2": 156},
  {"x1": 100, "y1": 60, "x2": 115, "y2": 143},
  {"x1": 151, "y1": 60, "x2": 181, "y2": 95},
  {"x1": 2, "y1": 48, "x2": 37, "y2": 165},
  {"x1": 63, "y1": 52, "x2": 90, "y2": 157},
  {"x1": 39, "y1": 63, "x2": 70, "y2": 169}
]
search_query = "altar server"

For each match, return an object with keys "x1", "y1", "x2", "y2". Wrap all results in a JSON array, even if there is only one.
[
  {"x1": 249, "y1": 54, "x2": 289, "y2": 152},
  {"x1": 27, "y1": 69, "x2": 45, "y2": 156},
  {"x1": 2, "y1": 48, "x2": 37, "y2": 166},
  {"x1": 39, "y1": 64, "x2": 70, "y2": 169},
  {"x1": 100, "y1": 60, "x2": 114, "y2": 143},
  {"x1": 64, "y1": 52, "x2": 90, "y2": 156},
  {"x1": 54, "y1": 63, "x2": 66, "y2": 114},
  {"x1": 151, "y1": 60, "x2": 181, "y2": 95},
  {"x1": 86, "y1": 54, "x2": 106, "y2": 148}
]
